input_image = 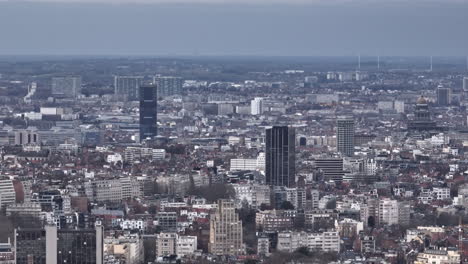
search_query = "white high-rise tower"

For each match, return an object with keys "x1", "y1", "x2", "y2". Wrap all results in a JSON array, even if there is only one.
[{"x1": 251, "y1": 97, "x2": 263, "y2": 115}]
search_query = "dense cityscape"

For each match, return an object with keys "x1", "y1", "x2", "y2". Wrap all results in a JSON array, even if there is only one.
[{"x1": 0, "y1": 55, "x2": 466, "y2": 264}]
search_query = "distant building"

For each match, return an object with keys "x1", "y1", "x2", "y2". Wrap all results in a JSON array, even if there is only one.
[
  {"x1": 51, "y1": 77, "x2": 81, "y2": 98},
  {"x1": 266, "y1": 126, "x2": 296, "y2": 187},
  {"x1": 114, "y1": 76, "x2": 143, "y2": 101},
  {"x1": 157, "y1": 212, "x2": 177, "y2": 232},
  {"x1": 437, "y1": 85, "x2": 451, "y2": 106},
  {"x1": 314, "y1": 158, "x2": 344, "y2": 182},
  {"x1": 155, "y1": 233, "x2": 177, "y2": 257},
  {"x1": 360, "y1": 198, "x2": 410, "y2": 227},
  {"x1": 407, "y1": 96, "x2": 441, "y2": 131},
  {"x1": 176, "y1": 236, "x2": 197, "y2": 257},
  {"x1": 394, "y1": 100, "x2": 405, "y2": 113},
  {"x1": 0, "y1": 178, "x2": 16, "y2": 209},
  {"x1": 276, "y1": 231, "x2": 340, "y2": 253},
  {"x1": 251, "y1": 97, "x2": 264, "y2": 115},
  {"x1": 414, "y1": 248, "x2": 460, "y2": 264},
  {"x1": 464, "y1": 77, "x2": 468, "y2": 92},
  {"x1": 153, "y1": 76, "x2": 183, "y2": 97},
  {"x1": 139, "y1": 85, "x2": 157, "y2": 142},
  {"x1": 104, "y1": 233, "x2": 144, "y2": 264},
  {"x1": 15, "y1": 225, "x2": 103, "y2": 264},
  {"x1": 209, "y1": 200, "x2": 243, "y2": 255},
  {"x1": 336, "y1": 117, "x2": 355, "y2": 157},
  {"x1": 14, "y1": 128, "x2": 39, "y2": 145}
]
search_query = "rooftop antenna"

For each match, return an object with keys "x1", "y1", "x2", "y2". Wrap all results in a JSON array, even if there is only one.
[
  {"x1": 430, "y1": 56, "x2": 433, "y2": 72},
  {"x1": 358, "y1": 54, "x2": 361, "y2": 70}
]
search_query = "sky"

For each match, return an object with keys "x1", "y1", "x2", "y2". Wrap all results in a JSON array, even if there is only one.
[{"x1": 0, "y1": 0, "x2": 467, "y2": 56}]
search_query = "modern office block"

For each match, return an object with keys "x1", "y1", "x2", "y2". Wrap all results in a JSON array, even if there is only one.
[
  {"x1": 251, "y1": 97, "x2": 263, "y2": 115},
  {"x1": 15, "y1": 225, "x2": 103, "y2": 264},
  {"x1": 437, "y1": 85, "x2": 451, "y2": 106},
  {"x1": 114, "y1": 76, "x2": 144, "y2": 101},
  {"x1": 266, "y1": 126, "x2": 296, "y2": 187},
  {"x1": 51, "y1": 77, "x2": 81, "y2": 98},
  {"x1": 139, "y1": 85, "x2": 157, "y2": 142},
  {"x1": 336, "y1": 117, "x2": 355, "y2": 157},
  {"x1": 153, "y1": 76, "x2": 182, "y2": 97}
]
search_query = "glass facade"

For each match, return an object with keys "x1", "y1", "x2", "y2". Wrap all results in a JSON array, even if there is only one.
[
  {"x1": 139, "y1": 85, "x2": 158, "y2": 142},
  {"x1": 265, "y1": 126, "x2": 296, "y2": 187},
  {"x1": 57, "y1": 230, "x2": 97, "y2": 264},
  {"x1": 15, "y1": 229, "x2": 46, "y2": 264}
]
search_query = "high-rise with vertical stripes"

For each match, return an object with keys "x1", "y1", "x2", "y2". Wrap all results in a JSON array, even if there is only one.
[
  {"x1": 265, "y1": 126, "x2": 296, "y2": 187},
  {"x1": 337, "y1": 117, "x2": 355, "y2": 157},
  {"x1": 139, "y1": 85, "x2": 157, "y2": 142}
]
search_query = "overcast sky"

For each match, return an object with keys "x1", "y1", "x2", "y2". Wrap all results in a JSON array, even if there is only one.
[{"x1": 0, "y1": 0, "x2": 466, "y2": 56}]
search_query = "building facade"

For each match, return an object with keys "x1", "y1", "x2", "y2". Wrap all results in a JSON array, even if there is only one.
[
  {"x1": 114, "y1": 76, "x2": 143, "y2": 101},
  {"x1": 337, "y1": 117, "x2": 355, "y2": 157},
  {"x1": 209, "y1": 200, "x2": 243, "y2": 255},
  {"x1": 139, "y1": 85, "x2": 158, "y2": 142},
  {"x1": 153, "y1": 76, "x2": 183, "y2": 97},
  {"x1": 51, "y1": 77, "x2": 81, "y2": 98},
  {"x1": 15, "y1": 225, "x2": 103, "y2": 264},
  {"x1": 266, "y1": 126, "x2": 296, "y2": 187}
]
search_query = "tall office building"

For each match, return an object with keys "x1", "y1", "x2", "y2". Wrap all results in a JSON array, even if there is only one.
[
  {"x1": 153, "y1": 76, "x2": 183, "y2": 97},
  {"x1": 51, "y1": 77, "x2": 81, "y2": 98},
  {"x1": 139, "y1": 85, "x2": 157, "y2": 142},
  {"x1": 437, "y1": 85, "x2": 451, "y2": 106},
  {"x1": 15, "y1": 225, "x2": 103, "y2": 264},
  {"x1": 209, "y1": 200, "x2": 243, "y2": 256},
  {"x1": 337, "y1": 117, "x2": 355, "y2": 157},
  {"x1": 114, "y1": 76, "x2": 144, "y2": 101},
  {"x1": 265, "y1": 126, "x2": 296, "y2": 187},
  {"x1": 251, "y1": 97, "x2": 264, "y2": 115}
]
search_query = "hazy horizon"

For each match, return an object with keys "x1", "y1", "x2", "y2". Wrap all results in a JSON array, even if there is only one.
[{"x1": 0, "y1": 0, "x2": 467, "y2": 56}]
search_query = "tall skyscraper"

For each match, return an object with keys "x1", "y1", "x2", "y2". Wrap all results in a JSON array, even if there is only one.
[
  {"x1": 437, "y1": 85, "x2": 451, "y2": 106},
  {"x1": 251, "y1": 97, "x2": 264, "y2": 115},
  {"x1": 209, "y1": 200, "x2": 243, "y2": 256},
  {"x1": 265, "y1": 126, "x2": 296, "y2": 187},
  {"x1": 51, "y1": 77, "x2": 81, "y2": 98},
  {"x1": 337, "y1": 117, "x2": 355, "y2": 157},
  {"x1": 139, "y1": 85, "x2": 157, "y2": 142},
  {"x1": 15, "y1": 225, "x2": 103, "y2": 264},
  {"x1": 114, "y1": 76, "x2": 144, "y2": 101},
  {"x1": 153, "y1": 76, "x2": 183, "y2": 97}
]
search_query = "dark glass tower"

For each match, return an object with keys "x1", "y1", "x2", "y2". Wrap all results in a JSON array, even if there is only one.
[
  {"x1": 139, "y1": 85, "x2": 157, "y2": 142},
  {"x1": 337, "y1": 116, "x2": 355, "y2": 157},
  {"x1": 15, "y1": 225, "x2": 103, "y2": 264},
  {"x1": 265, "y1": 126, "x2": 296, "y2": 187},
  {"x1": 437, "y1": 85, "x2": 451, "y2": 106}
]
